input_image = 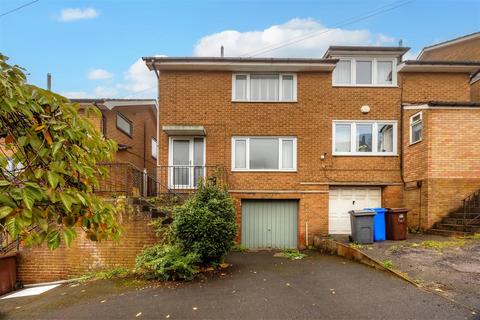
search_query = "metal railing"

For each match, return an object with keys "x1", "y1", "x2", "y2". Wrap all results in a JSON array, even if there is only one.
[
  {"x1": 94, "y1": 162, "x2": 159, "y2": 197},
  {"x1": 0, "y1": 231, "x2": 19, "y2": 254},
  {"x1": 156, "y1": 165, "x2": 227, "y2": 194},
  {"x1": 463, "y1": 190, "x2": 480, "y2": 230},
  {"x1": 94, "y1": 163, "x2": 226, "y2": 197}
]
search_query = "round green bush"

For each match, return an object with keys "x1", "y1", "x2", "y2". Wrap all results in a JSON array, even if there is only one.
[{"x1": 173, "y1": 182, "x2": 237, "y2": 264}]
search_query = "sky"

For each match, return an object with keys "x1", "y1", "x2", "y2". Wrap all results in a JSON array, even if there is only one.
[{"x1": 0, "y1": 0, "x2": 479, "y2": 99}]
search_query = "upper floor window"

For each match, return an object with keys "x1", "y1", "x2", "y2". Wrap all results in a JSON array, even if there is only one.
[
  {"x1": 232, "y1": 73, "x2": 297, "y2": 102},
  {"x1": 333, "y1": 58, "x2": 396, "y2": 86},
  {"x1": 333, "y1": 121, "x2": 398, "y2": 156},
  {"x1": 409, "y1": 112, "x2": 423, "y2": 144},
  {"x1": 232, "y1": 136, "x2": 297, "y2": 171},
  {"x1": 151, "y1": 137, "x2": 158, "y2": 159},
  {"x1": 116, "y1": 112, "x2": 132, "y2": 137}
]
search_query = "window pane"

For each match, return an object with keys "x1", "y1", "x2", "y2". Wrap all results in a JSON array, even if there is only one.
[
  {"x1": 250, "y1": 75, "x2": 279, "y2": 101},
  {"x1": 377, "y1": 124, "x2": 394, "y2": 152},
  {"x1": 333, "y1": 60, "x2": 351, "y2": 84},
  {"x1": 235, "y1": 75, "x2": 247, "y2": 100},
  {"x1": 335, "y1": 124, "x2": 351, "y2": 152},
  {"x1": 282, "y1": 75, "x2": 294, "y2": 100},
  {"x1": 151, "y1": 138, "x2": 157, "y2": 159},
  {"x1": 116, "y1": 114, "x2": 132, "y2": 135},
  {"x1": 234, "y1": 140, "x2": 246, "y2": 169},
  {"x1": 193, "y1": 138, "x2": 204, "y2": 166},
  {"x1": 356, "y1": 124, "x2": 372, "y2": 152},
  {"x1": 172, "y1": 140, "x2": 189, "y2": 165},
  {"x1": 356, "y1": 61, "x2": 372, "y2": 84},
  {"x1": 412, "y1": 123, "x2": 422, "y2": 142},
  {"x1": 377, "y1": 61, "x2": 393, "y2": 85},
  {"x1": 281, "y1": 140, "x2": 294, "y2": 169},
  {"x1": 250, "y1": 138, "x2": 279, "y2": 169}
]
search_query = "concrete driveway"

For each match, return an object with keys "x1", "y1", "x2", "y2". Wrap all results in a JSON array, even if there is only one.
[{"x1": 0, "y1": 251, "x2": 476, "y2": 319}]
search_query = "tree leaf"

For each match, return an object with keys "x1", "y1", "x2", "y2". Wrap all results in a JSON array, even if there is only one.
[
  {"x1": 46, "y1": 171, "x2": 59, "y2": 189},
  {"x1": 0, "y1": 180, "x2": 11, "y2": 187},
  {"x1": 47, "y1": 230, "x2": 60, "y2": 250},
  {"x1": 0, "y1": 206, "x2": 13, "y2": 219},
  {"x1": 59, "y1": 193, "x2": 73, "y2": 212},
  {"x1": 62, "y1": 228, "x2": 76, "y2": 247}
]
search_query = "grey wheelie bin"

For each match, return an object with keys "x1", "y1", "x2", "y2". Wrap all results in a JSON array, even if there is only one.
[{"x1": 349, "y1": 209, "x2": 376, "y2": 244}]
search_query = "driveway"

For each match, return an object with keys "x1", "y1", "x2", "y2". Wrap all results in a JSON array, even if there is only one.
[{"x1": 0, "y1": 251, "x2": 476, "y2": 319}]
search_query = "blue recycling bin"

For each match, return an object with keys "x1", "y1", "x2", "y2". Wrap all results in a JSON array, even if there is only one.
[{"x1": 365, "y1": 208, "x2": 387, "y2": 241}]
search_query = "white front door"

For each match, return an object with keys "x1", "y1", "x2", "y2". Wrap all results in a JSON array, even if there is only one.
[
  {"x1": 328, "y1": 187, "x2": 381, "y2": 234},
  {"x1": 169, "y1": 137, "x2": 205, "y2": 188}
]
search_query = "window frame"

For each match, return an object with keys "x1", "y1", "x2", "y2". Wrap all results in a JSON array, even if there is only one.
[
  {"x1": 409, "y1": 112, "x2": 423, "y2": 145},
  {"x1": 116, "y1": 112, "x2": 133, "y2": 138},
  {"x1": 332, "y1": 57, "x2": 397, "y2": 87},
  {"x1": 231, "y1": 136, "x2": 297, "y2": 172},
  {"x1": 332, "y1": 120, "x2": 398, "y2": 156},
  {"x1": 231, "y1": 73, "x2": 297, "y2": 102},
  {"x1": 151, "y1": 137, "x2": 157, "y2": 160}
]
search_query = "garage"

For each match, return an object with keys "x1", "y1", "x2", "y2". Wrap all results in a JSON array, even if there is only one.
[
  {"x1": 328, "y1": 187, "x2": 382, "y2": 234},
  {"x1": 241, "y1": 200, "x2": 298, "y2": 249}
]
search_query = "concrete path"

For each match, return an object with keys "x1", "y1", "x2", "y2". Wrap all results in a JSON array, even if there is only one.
[{"x1": 0, "y1": 251, "x2": 476, "y2": 319}]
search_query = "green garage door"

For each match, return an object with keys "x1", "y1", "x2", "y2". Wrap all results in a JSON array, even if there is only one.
[{"x1": 241, "y1": 200, "x2": 298, "y2": 249}]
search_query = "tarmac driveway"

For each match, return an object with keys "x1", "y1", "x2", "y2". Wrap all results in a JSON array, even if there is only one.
[{"x1": 0, "y1": 251, "x2": 476, "y2": 319}]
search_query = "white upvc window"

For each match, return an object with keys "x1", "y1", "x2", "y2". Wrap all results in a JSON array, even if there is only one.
[
  {"x1": 232, "y1": 137, "x2": 297, "y2": 171},
  {"x1": 332, "y1": 58, "x2": 397, "y2": 87},
  {"x1": 409, "y1": 112, "x2": 423, "y2": 144},
  {"x1": 232, "y1": 73, "x2": 297, "y2": 102},
  {"x1": 151, "y1": 137, "x2": 157, "y2": 159},
  {"x1": 332, "y1": 121, "x2": 398, "y2": 156}
]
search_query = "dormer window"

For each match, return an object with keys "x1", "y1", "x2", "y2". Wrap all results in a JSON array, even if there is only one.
[{"x1": 333, "y1": 58, "x2": 396, "y2": 87}]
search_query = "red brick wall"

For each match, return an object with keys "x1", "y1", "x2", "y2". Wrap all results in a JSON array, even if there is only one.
[
  {"x1": 419, "y1": 36, "x2": 480, "y2": 61},
  {"x1": 400, "y1": 73, "x2": 471, "y2": 103},
  {"x1": 17, "y1": 212, "x2": 157, "y2": 284},
  {"x1": 472, "y1": 80, "x2": 480, "y2": 102}
]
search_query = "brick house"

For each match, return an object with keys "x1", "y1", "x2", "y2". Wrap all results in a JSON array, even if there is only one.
[{"x1": 144, "y1": 46, "x2": 480, "y2": 249}]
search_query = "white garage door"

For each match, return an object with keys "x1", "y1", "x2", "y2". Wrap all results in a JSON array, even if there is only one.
[{"x1": 328, "y1": 187, "x2": 381, "y2": 234}]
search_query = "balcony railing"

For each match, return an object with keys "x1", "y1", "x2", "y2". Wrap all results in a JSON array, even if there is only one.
[
  {"x1": 156, "y1": 165, "x2": 227, "y2": 194},
  {"x1": 94, "y1": 163, "x2": 226, "y2": 197}
]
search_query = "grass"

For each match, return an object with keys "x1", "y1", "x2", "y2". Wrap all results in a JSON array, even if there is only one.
[
  {"x1": 282, "y1": 249, "x2": 306, "y2": 260},
  {"x1": 411, "y1": 239, "x2": 467, "y2": 250},
  {"x1": 382, "y1": 259, "x2": 395, "y2": 269},
  {"x1": 77, "y1": 267, "x2": 131, "y2": 282},
  {"x1": 349, "y1": 243, "x2": 365, "y2": 250},
  {"x1": 464, "y1": 233, "x2": 480, "y2": 240},
  {"x1": 231, "y1": 244, "x2": 248, "y2": 252}
]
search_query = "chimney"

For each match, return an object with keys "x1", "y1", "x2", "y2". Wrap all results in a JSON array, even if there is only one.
[
  {"x1": 220, "y1": 45, "x2": 224, "y2": 57},
  {"x1": 47, "y1": 73, "x2": 52, "y2": 91}
]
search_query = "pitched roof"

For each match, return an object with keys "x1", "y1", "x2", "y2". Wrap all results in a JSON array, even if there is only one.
[
  {"x1": 397, "y1": 60, "x2": 480, "y2": 74},
  {"x1": 418, "y1": 31, "x2": 480, "y2": 59}
]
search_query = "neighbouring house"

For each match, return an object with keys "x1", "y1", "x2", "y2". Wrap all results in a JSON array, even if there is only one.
[
  {"x1": 144, "y1": 44, "x2": 480, "y2": 249},
  {"x1": 73, "y1": 98, "x2": 158, "y2": 197},
  {"x1": 417, "y1": 31, "x2": 480, "y2": 102}
]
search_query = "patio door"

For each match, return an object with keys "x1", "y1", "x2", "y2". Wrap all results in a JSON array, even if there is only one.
[{"x1": 169, "y1": 137, "x2": 205, "y2": 188}]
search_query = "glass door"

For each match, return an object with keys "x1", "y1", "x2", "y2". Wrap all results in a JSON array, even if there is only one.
[{"x1": 170, "y1": 137, "x2": 205, "y2": 189}]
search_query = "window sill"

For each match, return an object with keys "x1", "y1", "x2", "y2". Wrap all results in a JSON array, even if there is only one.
[
  {"x1": 409, "y1": 139, "x2": 423, "y2": 146},
  {"x1": 232, "y1": 100, "x2": 298, "y2": 103},
  {"x1": 332, "y1": 153, "x2": 398, "y2": 157},
  {"x1": 332, "y1": 84, "x2": 398, "y2": 88},
  {"x1": 231, "y1": 169, "x2": 297, "y2": 173}
]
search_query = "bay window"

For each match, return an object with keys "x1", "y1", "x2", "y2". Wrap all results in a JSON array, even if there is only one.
[
  {"x1": 333, "y1": 121, "x2": 397, "y2": 156},
  {"x1": 333, "y1": 58, "x2": 397, "y2": 86},
  {"x1": 232, "y1": 137, "x2": 297, "y2": 171},
  {"x1": 232, "y1": 73, "x2": 297, "y2": 102}
]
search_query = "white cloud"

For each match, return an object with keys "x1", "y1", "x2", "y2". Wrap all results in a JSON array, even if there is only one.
[
  {"x1": 194, "y1": 18, "x2": 396, "y2": 58},
  {"x1": 61, "y1": 91, "x2": 89, "y2": 99},
  {"x1": 87, "y1": 69, "x2": 113, "y2": 80},
  {"x1": 58, "y1": 8, "x2": 99, "y2": 22}
]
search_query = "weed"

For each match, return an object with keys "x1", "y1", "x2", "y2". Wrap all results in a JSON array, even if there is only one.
[
  {"x1": 382, "y1": 259, "x2": 394, "y2": 269},
  {"x1": 349, "y1": 243, "x2": 365, "y2": 250},
  {"x1": 78, "y1": 268, "x2": 131, "y2": 282},
  {"x1": 464, "y1": 233, "x2": 480, "y2": 240},
  {"x1": 231, "y1": 244, "x2": 248, "y2": 252},
  {"x1": 388, "y1": 245, "x2": 404, "y2": 254},
  {"x1": 415, "y1": 239, "x2": 467, "y2": 250},
  {"x1": 282, "y1": 249, "x2": 306, "y2": 260}
]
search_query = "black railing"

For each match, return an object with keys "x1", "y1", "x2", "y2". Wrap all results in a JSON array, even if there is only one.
[
  {"x1": 95, "y1": 162, "x2": 159, "y2": 197},
  {"x1": 156, "y1": 165, "x2": 227, "y2": 194},
  {"x1": 95, "y1": 163, "x2": 226, "y2": 197},
  {"x1": 463, "y1": 190, "x2": 480, "y2": 230}
]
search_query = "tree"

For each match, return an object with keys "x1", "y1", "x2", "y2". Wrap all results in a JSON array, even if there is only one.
[{"x1": 0, "y1": 54, "x2": 119, "y2": 249}]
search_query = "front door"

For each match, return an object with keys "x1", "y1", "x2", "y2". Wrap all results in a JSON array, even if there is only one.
[{"x1": 169, "y1": 137, "x2": 205, "y2": 188}]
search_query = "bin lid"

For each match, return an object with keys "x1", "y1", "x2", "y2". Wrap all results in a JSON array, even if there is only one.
[
  {"x1": 349, "y1": 209, "x2": 376, "y2": 216},
  {"x1": 364, "y1": 207, "x2": 387, "y2": 213},
  {"x1": 386, "y1": 208, "x2": 409, "y2": 213}
]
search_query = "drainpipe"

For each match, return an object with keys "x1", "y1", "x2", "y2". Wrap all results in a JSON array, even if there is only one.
[{"x1": 305, "y1": 222, "x2": 309, "y2": 247}]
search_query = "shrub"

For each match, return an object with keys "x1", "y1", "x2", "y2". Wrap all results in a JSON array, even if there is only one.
[
  {"x1": 173, "y1": 181, "x2": 236, "y2": 264},
  {"x1": 135, "y1": 244, "x2": 200, "y2": 281}
]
